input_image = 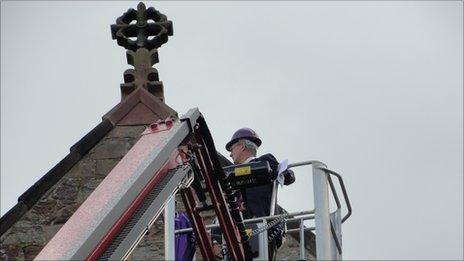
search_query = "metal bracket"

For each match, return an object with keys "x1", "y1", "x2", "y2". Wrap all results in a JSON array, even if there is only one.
[
  {"x1": 180, "y1": 166, "x2": 194, "y2": 189},
  {"x1": 142, "y1": 116, "x2": 176, "y2": 135},
  {"x1": 180, "y1": 108, "x2": 201, "y2": 133}
]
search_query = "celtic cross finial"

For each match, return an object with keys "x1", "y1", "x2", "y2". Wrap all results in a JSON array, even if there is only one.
[
  {"x1": 111, "y1": 2, "x2": 173, "y2": 101},
  {"x1": 111, "y1": 2, "x2": 173, "y2": 51}
]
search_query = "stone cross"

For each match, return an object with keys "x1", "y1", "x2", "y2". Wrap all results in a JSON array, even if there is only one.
[{"x1": 111, "y1": 2, "x2": 173, "y2": 101}]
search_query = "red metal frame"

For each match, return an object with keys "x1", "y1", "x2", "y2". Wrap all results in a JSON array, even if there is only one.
[
  {"x1": 193, "y1": 134, "x2": 246, "y2": 261},
  {"x1": 85, "y1": 118, "x2": 184, "y2": 260},
  {"x1": 87, "y1": 129, "x2": 247, "y2": 261},
  {"x1": 180, "y1": 187, "x2": 216, "y2": 260},
  {"x1": 36, "y1": 113, "x2": 249, "y2": 261},
  {"x1": 87, "y1": 149, "x2": 182, "y2": 260}
]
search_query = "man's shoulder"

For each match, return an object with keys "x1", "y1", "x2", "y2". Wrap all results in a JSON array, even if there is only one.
[{"x1": 254, "y1": 153, "x2": 278, "y2": 164}]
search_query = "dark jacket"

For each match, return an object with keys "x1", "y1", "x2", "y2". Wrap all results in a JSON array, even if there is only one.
[{"x1": 242, "y1": 153, "x2": 295, "y2": 218}]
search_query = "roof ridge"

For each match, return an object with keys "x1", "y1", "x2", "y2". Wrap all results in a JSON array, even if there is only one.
[
  {"x1": 102, "y1": 88, "x2": 142, "y2": 125},
  {"x1": 138, "y1": 87, "x2": 177, "y2": 120}
]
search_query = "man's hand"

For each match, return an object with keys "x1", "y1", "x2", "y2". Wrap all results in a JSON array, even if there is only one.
[
  {"x1": 284, "y1": 169, "x2": 295, "y2": 185},
  {"x1": 239, "y1": 201, "x2": 246, "y2": 212}
]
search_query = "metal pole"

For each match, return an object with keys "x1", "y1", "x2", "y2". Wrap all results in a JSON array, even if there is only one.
[
  {"x1": 299, "y1": 218, "x2": 305, "y2": 260},
  {"x1": 262, "y1": 219, "x2": 269, "y2": 261},
  {"x1": 288, "y1": 160, "x2": 318, "y2": 168},
  {"x1": 312, "y1": 162, "x2": 332, "y2": 260},
  {"x1": 287, "y1": 227, "x2": 315, "y2": 233},
  {"x1": 175, "y1": 210, "x2": 315, "y2": 234},
  {"x1": 164, "y1": 195, "x2": 175, "y2": 260},
  {"x1": 269, "y1": 181, "x2": 278, "y2": 216}
]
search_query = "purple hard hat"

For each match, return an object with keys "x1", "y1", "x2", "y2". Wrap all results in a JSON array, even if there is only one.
[{"x1": 226, "y1": 128, "x2": 262, "y2": 151}]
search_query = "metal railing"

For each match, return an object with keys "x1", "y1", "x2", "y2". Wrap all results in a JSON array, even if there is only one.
[
  {"x1": 288, "y1": 160, "x2": 352, "y2": 260},
  {"x1": 287, "y1": 161, "x2": 352, "y2": 223},
  {"x1": 174, "y1": 210, "x2": 315, "y2": 234},
  {"x1": 174, "y1": 210, "x2": 315, "y2": 260}
]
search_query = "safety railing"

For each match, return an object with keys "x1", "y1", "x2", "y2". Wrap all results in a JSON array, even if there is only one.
[
  {"x1": 170, "y1": 160, "x2": 351, "y2": 261},
  {"x1": 174, "y1": 210, "x2": 315, "y2": 260},
  {"x1": 175, "y1": 210, "x2": 315, "y2": 234},
  {"x1": 287, "y1": 160, "x2": 352, "y2": 260}
]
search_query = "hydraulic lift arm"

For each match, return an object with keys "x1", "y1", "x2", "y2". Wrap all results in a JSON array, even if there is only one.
[{"x1": 35, "y1": 108, "x2": 248, "y2": 261}]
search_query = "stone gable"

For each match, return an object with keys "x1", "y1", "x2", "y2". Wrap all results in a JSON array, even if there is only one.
[{"x1": 1, "y1": 126, "x2": 146, "y2": 260}]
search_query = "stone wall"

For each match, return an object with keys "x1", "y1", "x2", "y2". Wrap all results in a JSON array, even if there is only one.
[
  {"x1": 277, "y1": 232, "x2": 316, "y2": 260},
  {"x1": 0, "y1": 126, "x2": 146, "y2": 260}
]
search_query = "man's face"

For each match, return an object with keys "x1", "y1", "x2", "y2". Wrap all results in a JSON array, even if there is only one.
[{"x1": 229, "y1": 142, "x2": 244, "y2": 164}]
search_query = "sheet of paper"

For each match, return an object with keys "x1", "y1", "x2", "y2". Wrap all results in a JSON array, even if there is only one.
[{"x1": 277, "y1": 159, "x2": 289, "y2": 186}]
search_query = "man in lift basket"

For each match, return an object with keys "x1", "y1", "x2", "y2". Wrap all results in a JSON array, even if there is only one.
[{"x1": 223, "y1": 128, "x2": 296, "y2": 260}]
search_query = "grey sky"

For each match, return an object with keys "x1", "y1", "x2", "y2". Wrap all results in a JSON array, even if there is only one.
[{"x1": 1, "y1": 1, "x2": 462, "y2": 260}]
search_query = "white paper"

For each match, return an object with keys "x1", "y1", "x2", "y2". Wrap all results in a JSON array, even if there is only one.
[{"x1": 277, "y1": 159, "x2": 289, "y2": 186}]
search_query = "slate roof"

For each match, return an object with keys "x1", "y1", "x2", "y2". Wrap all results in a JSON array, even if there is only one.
[{"x1": 0, "y1": 88, "x2": 177, "y2": 235}]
